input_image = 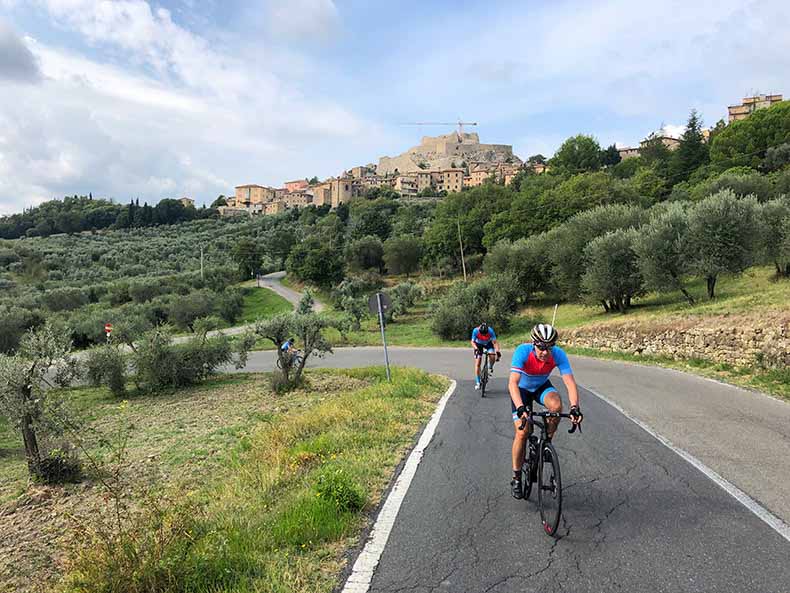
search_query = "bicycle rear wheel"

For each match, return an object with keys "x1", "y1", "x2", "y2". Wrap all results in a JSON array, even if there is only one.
[{"x1": 538, "y1": 442, "x2": 562, "y2": 537}]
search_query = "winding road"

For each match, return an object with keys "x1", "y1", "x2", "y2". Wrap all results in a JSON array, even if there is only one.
[
  {"x1": 258, "y1": 271, "x2": 325, "y2": 312},
  {"x1": 235, "y1": 347, "x2": 790, "y2": 592}
]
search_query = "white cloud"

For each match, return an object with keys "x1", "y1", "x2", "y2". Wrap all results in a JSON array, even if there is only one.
[
  {"x1": 0, "y1": 20, "x2": 42, "y2": 82},
  {"x1": 263, "y1": 0, "x2": 339, "y2": 39},
  {"x1": 382, "y1": 0, "x2": 790, "y2": 152},
  {"x1": 0, "y1": 3, "x2": 386, "y2": 212}
]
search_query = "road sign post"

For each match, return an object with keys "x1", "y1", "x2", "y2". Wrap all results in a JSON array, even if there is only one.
[
  {"x1": 368, "y1": 292, "x2": 392, "y2": 382},
  {"x1": 104, "y1": 322, "x2": 113, "y2": 344}
]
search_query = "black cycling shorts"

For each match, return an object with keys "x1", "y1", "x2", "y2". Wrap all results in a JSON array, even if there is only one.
[
  {"x1": 474, "y1": 341, "x2": 495, "y2": 358},
  {"x1": 510, "y1": 381, "x2": 558, "y2": 422}
]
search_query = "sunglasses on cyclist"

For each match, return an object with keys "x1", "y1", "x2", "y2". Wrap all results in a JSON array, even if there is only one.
[{"x1": 533, "y1": 341, "x2": 551, "y2": 351}]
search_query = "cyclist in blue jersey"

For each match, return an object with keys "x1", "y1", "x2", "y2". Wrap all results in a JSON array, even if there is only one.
[
  {"x1": 509, "y1": 323, "x2": 583, "y2": 499},
  {"x1": 470, "y1": 322, "x2": 501, "y2": 390}
]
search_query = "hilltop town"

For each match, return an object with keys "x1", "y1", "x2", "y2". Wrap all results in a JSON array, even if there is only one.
[{"x1": 217, "y1": 93, "x2": 783, "y2": 217}]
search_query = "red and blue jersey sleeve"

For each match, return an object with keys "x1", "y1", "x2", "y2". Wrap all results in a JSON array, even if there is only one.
[{"x1": 551, "y1": 346, "x2": 573, "y2": 375}]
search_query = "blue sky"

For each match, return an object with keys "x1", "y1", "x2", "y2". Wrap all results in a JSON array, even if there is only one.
[{"x1": 1, "y1": 0, "x2": 789, "y2": 213}]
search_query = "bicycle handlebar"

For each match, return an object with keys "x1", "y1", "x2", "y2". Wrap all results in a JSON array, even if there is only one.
[{"x1": 518, "y1": 411, "x2": 583, "y2": 434}]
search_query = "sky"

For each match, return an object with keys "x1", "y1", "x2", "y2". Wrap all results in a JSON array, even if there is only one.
[{"x1": 0, "y1": 0, "x2": 789, "y2": 214}]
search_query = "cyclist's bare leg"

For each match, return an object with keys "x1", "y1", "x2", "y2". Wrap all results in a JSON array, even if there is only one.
[
  {"x1": 474, "y1": 355, "x2": 482, "y2": 379},
  {"x1": 512, "y1": 420, "x2": 528, "y2": 472},
  {"x1": 543, "y1": 391, "x2": 563, "y2": 439},
  {"x1": 487, "y1": 352, "x2": 496, "y2": 369}
]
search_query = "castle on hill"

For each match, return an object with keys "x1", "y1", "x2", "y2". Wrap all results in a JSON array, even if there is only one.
[{"x1": 377, "y1": 132, "x2": 520, "y2": 175}]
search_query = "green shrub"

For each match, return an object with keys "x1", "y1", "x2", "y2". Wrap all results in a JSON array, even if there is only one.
[
  {"x1": 41, "y1": 286, "x2": 89, "y2": 312},
  {"x1": 432, "y1": 274, "x2": 519, "y2": 340},
  {"x1": 134, "y1": 326, "x2": 234, "y2": 391},
  {"x1": 0, "y1": 305, "x2": 43, "y2": 353},
  {"x1": 315, "y1": 466, "x2": 366, "y2": 512},
  {"x1": 85, "y1": 345, "x2": 127, "y2": 396}
]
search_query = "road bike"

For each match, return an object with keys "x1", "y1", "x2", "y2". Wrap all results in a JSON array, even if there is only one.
[
  {"x1": 518, "y1": 406, "x2": 581, "y2": 537},
  {"x1": 276, "y1": 349, "x2": 303, "y2": 369},
  {"x1": 477, "y1": 346, "x2": 496, "y2": 397}
]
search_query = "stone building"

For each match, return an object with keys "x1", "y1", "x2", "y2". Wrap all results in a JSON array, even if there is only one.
[
  {"x1": 394, "y1": 175, "x2": 418, "y2": 197},
  {"x1": 378, "y1": 132, "x2": 520, "y2": 175},
  {"x1": 617, "y1": 146, "x2": 641, "y2": 160},
  {"x1": 728, "y1": 94, "x2": 783, "y2": 122},
  {"x1": 284, "y1": 179, "x2": 309, "y2": 192},
  {"x1": 233, "y1": 184, "x2": 276, "y2": 206},
  {"x1": 264, "y1": 201, "x2": 286, "y2": 215},
  {"x1": 312, "y1": 183, "x2": 332, "y2": 207},
  {"x1": 282, "y1": 191, "x2": 312, "y2": 208}
]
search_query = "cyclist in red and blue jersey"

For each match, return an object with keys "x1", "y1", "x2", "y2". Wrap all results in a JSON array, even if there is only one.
[
  {"x1": 509, "y1": 323, "x2": 583, "y2": 499},
  {"x1": 471, "y1": 322, "x2": 501, "y2": 390}
]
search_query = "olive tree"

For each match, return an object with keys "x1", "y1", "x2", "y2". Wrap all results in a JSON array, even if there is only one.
[
  {"x1": 686, "y1": 189, "x2": 759, "y2": 298},
  {"x1": 0, "y1": 324, "x2": 80, "y2": 481},
  {"x1": 756, "y1": 197, "x2": 790, "y2": 277},
  {"x1": 581, "y1": 229, "x2": 644, "y2": 312},
  {"x1": 383, "y1": 235, "x2": 422, "y2": 276},
  {"x1": 634, "y1": 202, "x2": 696, "y2": 304},
  {"x1": 549, "y1": 204, "x2": 645, "y2": 301},
  {"x1": 250, "y1": 312, "x2": 334, "y2": 390}
]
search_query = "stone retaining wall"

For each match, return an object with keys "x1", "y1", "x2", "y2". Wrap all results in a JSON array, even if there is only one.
[{"x1": 563, "y1": 312, "x2": 789, "y2": 370}]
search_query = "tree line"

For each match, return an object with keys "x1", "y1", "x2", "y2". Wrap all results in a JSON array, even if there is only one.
[{"x1": 0, "y1": 195, "x2": 218, "y2": 240}]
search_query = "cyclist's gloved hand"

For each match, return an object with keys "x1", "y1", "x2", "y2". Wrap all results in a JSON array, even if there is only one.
[
  {"x1": 569, "y1": 405, "x2": 583, "y2": 424},
  {"x1": 516, "y1": 405, "x2": 528, "y2": 419},
  {"x1": 496, "y1": 352, "x2": 501, "y2": 361}
]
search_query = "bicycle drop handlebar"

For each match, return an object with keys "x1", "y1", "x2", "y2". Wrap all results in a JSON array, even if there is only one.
[{"x1": 518, "y1": 411, "x2": 582, "y2": 434}]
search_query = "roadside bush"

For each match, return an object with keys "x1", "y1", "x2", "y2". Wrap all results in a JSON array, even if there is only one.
[
  {"x1": 389, "y1": 282, "x2": 422, "y2": 319},
  {"x1": 85, "y1": 345, "x2": 127, "y2": 396},
  {"x1": 216, "y1": 287, "x2": 244, "y2": 324},
  {"x1": 67, "y1": 307, "x2": 115, "y2": 348},
  {"x1": 315, "y1": 466, "x2": 366, "y2": 512},
  {"x1": 133, "y1": 325, "x2": 234, "y2": 391},
  {"x1": 432, "y1": 274, "x2": 520, "y2": 340}
]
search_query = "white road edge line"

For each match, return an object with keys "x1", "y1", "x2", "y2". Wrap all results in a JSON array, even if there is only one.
[
  {"x1": 585, "y1": 386, "x2": 790, "y2": 544},
  {"x1": 341, "y1": 379, "x2": 457, "y2": 593}
]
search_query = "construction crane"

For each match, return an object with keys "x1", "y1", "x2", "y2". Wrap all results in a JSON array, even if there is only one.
[{"x1": 403, "y1": 120, "x2": 478, "y2": 140}]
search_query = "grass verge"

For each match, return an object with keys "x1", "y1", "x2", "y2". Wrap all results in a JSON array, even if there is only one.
[
  {"x1": 239, "y1": 285, "x2": 292, "y2": 323},
  {"x1": 32, "y1": 367, "x2": 448, "y2": 593},
  {"x1": 567, "y1": 346, "x2": 790, "y2": 401}
]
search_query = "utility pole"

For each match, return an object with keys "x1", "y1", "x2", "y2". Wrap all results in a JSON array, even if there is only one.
[
  {"x1": 457, "y1": 218, "x2": 467, "y2": 282},
  {"x1": 200, "y1": 245, "x2": 204, "y2": 281}
]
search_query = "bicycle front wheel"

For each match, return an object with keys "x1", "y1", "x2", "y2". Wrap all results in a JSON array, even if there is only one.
[
  {"x1": 480, "y1": 365, "x2": 488, "y2": 397},
  {"x1": 538, "y1": 442, "x2": 562, "y2": 537}
]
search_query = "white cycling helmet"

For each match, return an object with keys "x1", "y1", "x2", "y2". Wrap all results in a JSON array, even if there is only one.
[{"x1": 531, "y1": 323, "x2": 558, "y2": 346}]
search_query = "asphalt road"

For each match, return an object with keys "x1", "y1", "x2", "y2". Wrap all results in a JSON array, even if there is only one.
[
  {"x1": 235, "y1": 347, "x2": 790, "y2": 592},
  {"x1": 259, "y1": 271, "x2": 325, "y2": 311}
]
